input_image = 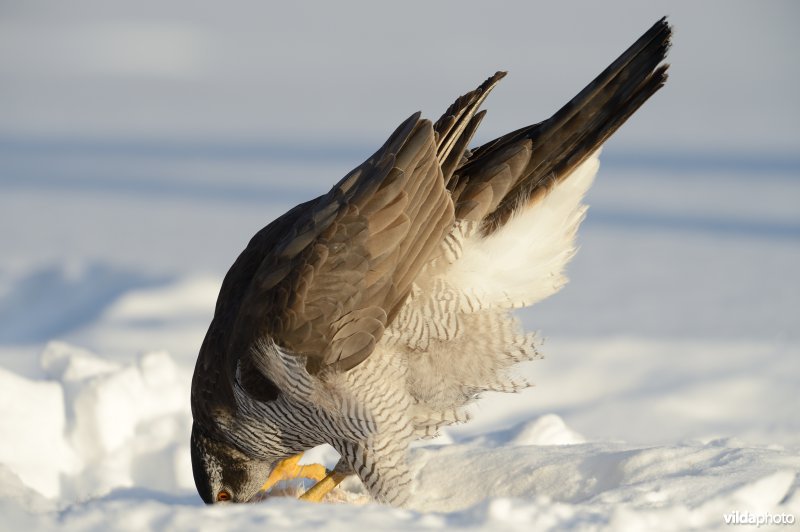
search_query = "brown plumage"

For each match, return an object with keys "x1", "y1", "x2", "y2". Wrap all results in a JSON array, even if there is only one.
[{"x1": 191, "y1": 18, "x2": 671, "y2": 506}]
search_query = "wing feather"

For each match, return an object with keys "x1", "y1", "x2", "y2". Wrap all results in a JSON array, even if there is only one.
[
  {"x1": 192, "y1": 114, "x2": 456, "y2": 416},
  {"x1": 191, "y1": 18, "x2": 672, "y2": 426}
]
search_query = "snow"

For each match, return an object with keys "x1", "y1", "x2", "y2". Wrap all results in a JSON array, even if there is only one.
[
  {"x1": 0, "y1": 343, "x2": 190, "y2": 502},
  {"x1": 1, "y1": 2, "x2": 798, "y2": 531}
]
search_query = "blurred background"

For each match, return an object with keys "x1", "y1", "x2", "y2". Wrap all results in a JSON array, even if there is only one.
[{"x1": 0, "y1": 1, "x2": 798, "y2": 444}]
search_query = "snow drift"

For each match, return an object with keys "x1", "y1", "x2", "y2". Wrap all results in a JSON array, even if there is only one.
[{"x1": 0, "y1": 339, "x2": 797, "y2": 531}]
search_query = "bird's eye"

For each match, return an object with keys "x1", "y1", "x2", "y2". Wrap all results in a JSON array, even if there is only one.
[{"x1": 216, "y1": 490, "x2": 232, "y2": 502}]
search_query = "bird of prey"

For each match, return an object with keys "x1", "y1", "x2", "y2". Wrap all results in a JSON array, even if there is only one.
[{"x1": 191, "y1": 18, "x2": 671, "y2": 506}]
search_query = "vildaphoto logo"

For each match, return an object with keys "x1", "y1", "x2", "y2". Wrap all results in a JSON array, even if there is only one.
[{"x1": 723, "y1": 511, "x2": 795, "y2": 527}]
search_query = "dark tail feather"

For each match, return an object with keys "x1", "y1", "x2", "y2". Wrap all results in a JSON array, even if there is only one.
[{"x1": 454, "y1": 17, "x2": 671, "y2": 235}]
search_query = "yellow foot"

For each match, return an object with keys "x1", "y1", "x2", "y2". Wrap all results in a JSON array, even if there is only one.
[
  {"x1": 299, "y1": 470, "x2": 349, "y2": 503},
  {"x1": 260, "y1": 453, "x2": 329, "y2": 493}
]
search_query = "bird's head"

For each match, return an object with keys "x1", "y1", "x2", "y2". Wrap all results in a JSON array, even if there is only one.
[{"x1": 190, "y1": 422, "x2": 272, "y2": 504}]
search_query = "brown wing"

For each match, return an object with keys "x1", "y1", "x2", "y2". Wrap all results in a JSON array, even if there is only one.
[
  {"x1": 192, "y1": 113, "x2": 458, "y2": 420},
  {"x1": 191, "y1": 17, "x2": 671, "y2": 425},
  {"x1": 449, "y1": 18, "x2": 671, "y2": 233}
]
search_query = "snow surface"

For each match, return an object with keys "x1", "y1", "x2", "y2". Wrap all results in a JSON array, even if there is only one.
[{"x1": 1, "y1": 2, "x2": 799, "y2": 531}]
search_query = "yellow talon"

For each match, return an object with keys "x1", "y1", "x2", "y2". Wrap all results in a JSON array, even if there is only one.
[
  {"x1": 260, "y1": 453, "x2": 329, "y2": 493},
  {"x1": 299, "y1": 470, "x2": 349, "y2": 503}
]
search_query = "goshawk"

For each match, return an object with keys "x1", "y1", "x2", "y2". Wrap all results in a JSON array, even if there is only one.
[{"x1": 191, "y1": 18, "x2": 671, "y2": 506}]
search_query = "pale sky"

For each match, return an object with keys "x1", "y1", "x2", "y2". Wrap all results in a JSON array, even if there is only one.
[{"x1": 1, "y1": 1, "x2": 798, "y2": 154}]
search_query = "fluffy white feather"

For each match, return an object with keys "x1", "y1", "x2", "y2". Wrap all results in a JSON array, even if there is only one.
[
  {"x1": 448, "y1": 151, "x2": 600, "y2": 308},
  {"x1": 380, "y1": 152, "x2": 601, "y2": 440}
]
